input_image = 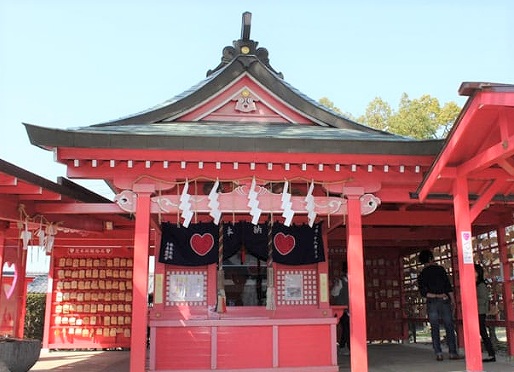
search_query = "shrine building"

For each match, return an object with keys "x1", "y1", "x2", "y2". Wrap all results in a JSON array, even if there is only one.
[{"x1": 0, "y1": 11, "x2": 512, "y2": 372}]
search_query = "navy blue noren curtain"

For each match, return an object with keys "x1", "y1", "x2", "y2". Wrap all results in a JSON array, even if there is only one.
[
  {"x1": 159, "y1": 221, "x2": 324, "y2": 266},
  {"x1": 159, "y1": 222, "x2": 241, "y2": 266},
  {"x1": 243, "y1": 222, "x2": 324, "y2": 265}
]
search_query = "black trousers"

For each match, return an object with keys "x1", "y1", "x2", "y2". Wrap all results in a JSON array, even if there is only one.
[
  {"x1": 339, "y1": 310, "x2": 350, "y2": 349},
  {"x1": 479, "y1": 313, "x2": 495, "y2": 357}
]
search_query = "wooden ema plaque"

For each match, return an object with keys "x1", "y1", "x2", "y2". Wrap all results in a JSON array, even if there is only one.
[{"x1": 48, "y1": 247, "x2": 134, "y2": 349}]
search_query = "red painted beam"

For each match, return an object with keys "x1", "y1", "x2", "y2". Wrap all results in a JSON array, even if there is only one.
[
  {"x1": 0, "y1": 174, "x2": 16, "y2": 186},
  {"x1": 458, "y1": 132, "x2": 514, "y2": 175},
  {"x1": 65, "y1": 164, "x2": 429, "y2": 187},
  {"x1": 0, "y1": 184, "x2": 43, "y2": 195},
  {"x1": 18, "y1": 192, "x2": 62, "y2": 201},
  {"x1": 34, "y1": 203, "x2": 125, "y2": 214},
  {"x1": 0, "y1": 198, "x2": 20, "y2": 221},
  {"x1": 57, "y1": 147, "x2": 435, "y2": 165}
]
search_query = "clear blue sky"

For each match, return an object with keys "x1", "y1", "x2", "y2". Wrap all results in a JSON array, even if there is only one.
[{"x1": 1, "y1": 0, "x2": 513, "y2": 198}]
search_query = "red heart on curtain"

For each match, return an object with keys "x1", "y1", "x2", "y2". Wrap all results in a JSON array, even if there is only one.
[
  {"x1": 2, "y1": 262, "x2": 17, "y2": 299},
  {"x1": 274, "y1": 232, "x2": 295, "y2": 255},
  {"x1": 190, "y1": 233, "x2": 214, "y2": 256}
]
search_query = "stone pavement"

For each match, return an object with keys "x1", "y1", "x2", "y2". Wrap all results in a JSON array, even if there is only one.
[
  {"x1": 30, "y1": 349, "x2": 130, "y2": 372},
  {"x1": 338, "y1": 343, "x2": 513, "y2": 372},
  {"x1": 29, "y1": 343, "x2": 513, "y2": 372}
]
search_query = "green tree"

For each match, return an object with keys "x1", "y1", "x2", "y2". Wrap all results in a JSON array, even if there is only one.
[
  {"x1": 389, "y1": 94, "x2": 442, "y2": 139},
  {"x1": 319, "y1": 94, "x2": 461, "y2": 139},
  {"x1": 357, "y1": 97, "x2": 392, "y2": 132},
  {"x1": 389, "y1": 94, "x2": 461, "y2": 139},
  {"x1": 365, "y1": 93, "x2": 461, "y2": 139},
  {"x1": 319, "y1": 97, "x2": 355, "y2": 120},
  {"x1": 437, "y1": 101, "x2": 462, "y2": 138},
  {"x1": 24, "y1": 293, "x2": 46, "y2": 340}
]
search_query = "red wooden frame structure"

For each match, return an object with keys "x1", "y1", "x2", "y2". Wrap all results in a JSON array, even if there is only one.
[
  {"x1": 0, "y1": 160, "x2": 137, "y2": 347},
  {"x1": 1, "y1": 12, "x2": 512, "y2": 372}
]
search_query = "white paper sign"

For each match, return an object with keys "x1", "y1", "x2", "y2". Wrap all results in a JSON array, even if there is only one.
[
  {"x1": 168, "y1": 274, "x2": 204, "y2": 302},
  {"x1": 284, "y1": 273, "x2": 304, "y2": 300},
  {"x1": 461, "y1": 231, "x2": 473, "y2": 264}
]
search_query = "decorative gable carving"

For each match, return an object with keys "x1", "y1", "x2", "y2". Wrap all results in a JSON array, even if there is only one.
[
  {"x1": 172, "y1": 76, "x2": 314, "y2": 125},
  {"x1": 233, "y1": 89, "x2": 259, "y2": 113}
]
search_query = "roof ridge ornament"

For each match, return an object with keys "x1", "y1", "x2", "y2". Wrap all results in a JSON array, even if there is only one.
[
  {"x1": 241, "y1": 11, "x2": 251, "y2": 41},
  {"x1": 207, "y1": 12, "x2": 283, "y2": 79}
]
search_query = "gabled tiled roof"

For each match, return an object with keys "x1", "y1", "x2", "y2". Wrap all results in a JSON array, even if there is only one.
[
  {"x1": 24, "y1": 12, "x2": 441, "y2": 157},
  {"x1": 24, "y1": 121, "x2": 442, "y2": 155},
  {"x1": 84, "y1": 54, "x2": 384, "y2": 131}
]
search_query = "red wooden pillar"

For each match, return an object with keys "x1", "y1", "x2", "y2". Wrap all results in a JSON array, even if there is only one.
[
  {"x1": 0, "y1": 239, "x2": 28, "y2": 338},
  {"x1": 16, "y1": 248, "x2": 28, "y2": 338},
  {"x1": 344, "y1": 187, "x2": 368, "y2": 372},
  {"x1": 319, "y1": 225, "x2": 337, "y2": 367},
  {"x1": 497, "y1": 226, "x2": 514, "y2": 356},
  {"x1": 451, "y1": 240, "x2": 465, "y2": 348},
  {"x1": 398, "y1": 254, "x2": 409, "y2": 342},
  {"x1": 130, "y1": 188, "x2": 152, "y2": 372},
  {"x1": 452, "y1": 177, "x2": 482, "y2": 371},
  {"x1": 42, "y1": 252, "x2": 55, "y2": 349},
  {"x1": 0, "y1": 225, "x2": 5, "y2": 290}
]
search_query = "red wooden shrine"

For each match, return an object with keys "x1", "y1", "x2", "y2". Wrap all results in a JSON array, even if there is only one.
[
  {"x1": 0, "y1": 161, "x2": 136, "y2": 345},
  {"x1": 0, "y1": 11, "x2": 512, "y2": 372}
]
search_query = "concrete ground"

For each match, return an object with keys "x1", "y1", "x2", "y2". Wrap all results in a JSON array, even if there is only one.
[
  {"x1": 338, "y1": 343, "x2": 513, "y2": 372},
  {"x1": 30, "y1": 349, "x2": 130, "y2": 372},
  {"x1": 29, "y1": 343, "x2": 513, "y2": 372}
]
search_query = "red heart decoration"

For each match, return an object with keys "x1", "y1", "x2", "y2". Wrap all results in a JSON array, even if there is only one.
[
  {"x1": 190, "y1": 233, "x2": 214, "y2": 256},
  {"x1": 274, "y1": 232, "x2": 295, "y2": 255},
  {"x1": 2, "y1": 262, "x2": 17, "y2": 299}
]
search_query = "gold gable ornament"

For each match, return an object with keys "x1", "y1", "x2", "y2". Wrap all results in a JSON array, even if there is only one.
[{"x1": 234, "y1": 89, "x2": 259, "y2": 112}]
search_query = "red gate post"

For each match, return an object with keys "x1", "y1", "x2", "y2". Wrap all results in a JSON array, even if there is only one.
[
  {"x1": 16, "y1": 248, "x2": 28, "y2": 338},
  {"x1": 453, "y1": 176, "x2": 482, "y2": 371},
  {"x1": 450, "y1": 241, "x2": 465, "y2": 348},
  {"x1": 344, "y1": 187, "x2": 368, "y2": 372},
  {"x1": 497, "y1": 226, "x2": 514, "y2": 356},
  {"x1": 130, "y1": 187, "x2": 152, "y2": 372},
  {"x1": 0, "y1": 225, "x2": 5, "y2": 294}
]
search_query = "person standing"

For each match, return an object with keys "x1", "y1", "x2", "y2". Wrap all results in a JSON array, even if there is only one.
[
  {"x1": 417, "y1": 249, "x2": 463, "y2": 361},
  {"x1": 474, "y1": 264, "x2": 496, "y2": 362},
  {"x1": 330, "y1": 262, "x2": 350, "y2": 353}
]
